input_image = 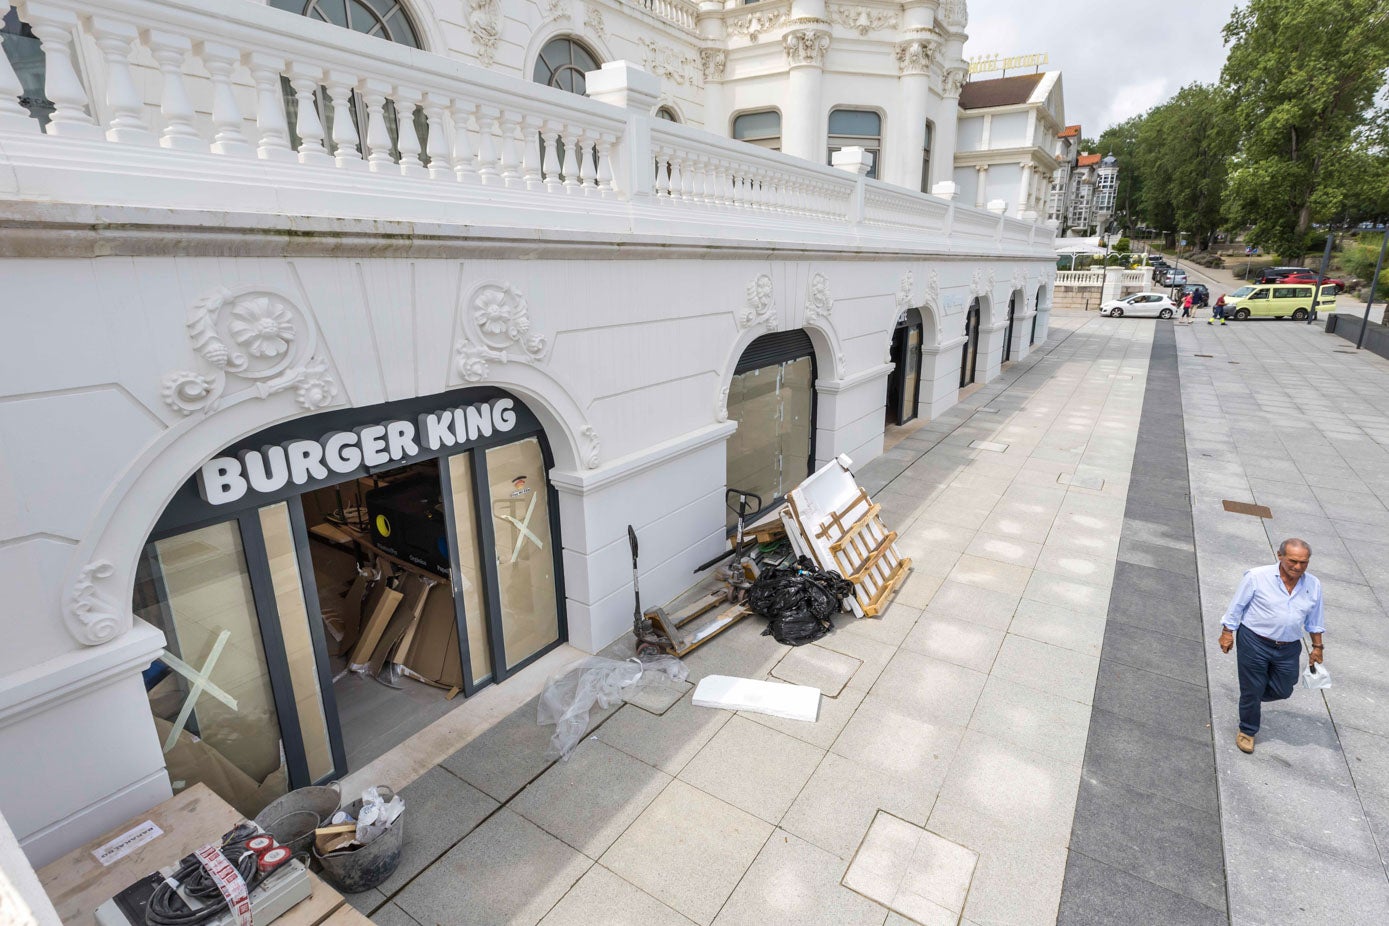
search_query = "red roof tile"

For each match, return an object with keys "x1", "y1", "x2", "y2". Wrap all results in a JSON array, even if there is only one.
[{"x1": 1077, "y1": 154, "x2": 1101, "y2": 167}]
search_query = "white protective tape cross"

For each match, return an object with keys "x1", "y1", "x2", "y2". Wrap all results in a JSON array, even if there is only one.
[
  {"x1": 193, "y1": 844, "x2": 252, "y2": 926},
  {"x1": 162, "y1": 629, "x2": 238, "y2": 754},
  {"x1": 501, "y1": 492, "x2": 543, "y2": 564}
]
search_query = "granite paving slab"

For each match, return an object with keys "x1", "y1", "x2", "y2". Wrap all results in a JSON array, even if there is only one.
[
  {"x1": 536, "y1": 865, "x2": 696, "y2": 926},
  {"x1": 714, "y1": 829, "x2": 889, "y2": 926},
  {"x1": 677, "y1": 715, "x2": 824, "y2": 824},
  {"x1": 842, "y1": 812, "x2": 977, "y2": 926}
]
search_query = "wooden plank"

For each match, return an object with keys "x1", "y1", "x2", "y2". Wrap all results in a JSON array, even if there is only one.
[
  {"x1": 845, "y1": 530, "x2": 898, "y2": 584},
  {"x1": 862, "y1": 557, "x2": 912, "y2": 618},
  {"x1": 37, "y1": 784, "x2": 349, "y2": 926},
  {"x1": 830, "y1": 504, "x2": 882, "y2": 554}
]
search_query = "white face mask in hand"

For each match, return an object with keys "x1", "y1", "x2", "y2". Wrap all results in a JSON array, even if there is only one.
[{"x1": 1302, "y1": 663, "x2": 1332, "y2": 691}]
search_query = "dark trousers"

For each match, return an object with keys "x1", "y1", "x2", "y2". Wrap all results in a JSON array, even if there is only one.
[{"x1": 1236, "y1": 625, "x2": 1301, "y2": 735}]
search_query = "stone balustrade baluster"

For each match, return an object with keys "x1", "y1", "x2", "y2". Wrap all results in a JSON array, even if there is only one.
[
  {"x1": 560, "y1": 127, "x2": 581, "y2": 193},
  {"x1": 142, "y1": 31, "x2": 202, "y2": 152},
  {"x1": 422, "y1": 94, "x2": 451, "y2": 179},
  {"x1": 359, "y1": 79, "x2": 395, "y2": 171},
  {"x1": 394, "y1": 89, "x2": 425, "y2": 178},
  {"x1": 198, "y1": 42, "x2": 250, "y2": 156},
  {"x1": 663, "y1": 154, "x2": 680, "y2": 201},
  {"x1": 728, "y1": 169, "x2": 742, "y2": 208},
  {"x1": 520, "y1": 116, "x2": 544, "y2": 191},
  {"x1": 0, "y1": 33, "x2": 31, "y2": 132},
  {"x1": 538, "y1": 123, "x2": 561, "y2": 192},
  {"x1": 475, "y1": 105, "x2": 500, "y2": 185},
  {"x1": 680, "y1": 155, "x2": 695, "y2": 202},
  {"x1": 450, "y1": 100, "x2": 479, "y2": 183},
  {"x1": 653, "y1": 149, "x2": 670, "y2": 199},
  {"x1": 497, "y1": 110, "x2": 521, "y2": 188},
  {"x1": 595, "y1": 132, "x2": 615, "y2": 197},
  {"x1": 25, "y1": 6, "x2": 100, "y2": 138},
  {"x1": 710, "y1": 160, "x2": 727, "y2": 207},
  {"x1": 244, "y1": 53, "x2": 294, "y2": 161},
  {"x1": 578, "y1": 132, "x2": 597, "y2": 194},
  {"x1": 687, "y1": 156, "x2": 704, "y2": 204},
  {"x1": 87, "y1": 17, "x2": 152, "y2": 145},
  {"x1": 286, "y1": 64, "x2": 330, "y2": 165},
  {"x1": 323, "y1": 71, "x2": 363, "y2": 168}
]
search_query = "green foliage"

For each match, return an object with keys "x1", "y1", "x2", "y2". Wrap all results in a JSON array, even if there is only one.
[
  {"x1": 1114, "y1": 237, "x2": 1131, "y2": 253},
  {"x1": 1097, "y1": 118, "x2": 1144, "y2": 231},
  {"x1": 1221, "y1": 0, "x2": 1389, "y2": 257},
  {"x1": 1132, "y1": 84, "x2": 1235, "y2": 250},
  {"x1": 1343, "y1": 234, "x2": 1389, "y2": 299}
]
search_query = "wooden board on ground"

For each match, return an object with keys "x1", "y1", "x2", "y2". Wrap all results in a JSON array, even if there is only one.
[{"x1": 36, "y1": 784, "x2": 362, "y2": 926}]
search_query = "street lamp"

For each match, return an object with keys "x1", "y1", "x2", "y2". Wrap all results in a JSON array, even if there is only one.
[{"x1": 1356, "y1": 229, "x2": 1389, "y2": 350}]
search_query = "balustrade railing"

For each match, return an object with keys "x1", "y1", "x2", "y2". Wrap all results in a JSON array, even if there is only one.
[
  {"x1": 1055, "y1": 270, "x2": 1105, "y2": 287},
  {"x1": 6, "y1": 0, "x2": 628, "y2": 196},
  {"x1": 0, "y1": 0, "x2": 1052, "y2": 250},
  {"x1": 637, "y1": 0, "x2": 699, "y2": 32}
]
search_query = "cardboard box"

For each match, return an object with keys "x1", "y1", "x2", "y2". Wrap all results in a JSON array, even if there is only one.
[
  {"x1": 401, "y1": 585, "x2": 464, "y2": 689},
  {"x1": 348, "y1": 579, "x2": 404, "y2": 668}
]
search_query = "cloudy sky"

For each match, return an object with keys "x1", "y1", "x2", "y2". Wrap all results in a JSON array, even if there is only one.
[{"x1": 964, "y1": 1, "x2": 1242, "y2": 136}]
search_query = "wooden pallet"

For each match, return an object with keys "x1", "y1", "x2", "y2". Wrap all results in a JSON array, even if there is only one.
[{"x1": 782, "y1": 457, "x2": 912, "y2": 617}]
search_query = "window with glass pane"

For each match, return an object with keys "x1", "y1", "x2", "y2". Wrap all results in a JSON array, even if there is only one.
[
  {"x1": 655, "y1": 106, "x2": 680, "y2": 122},
  {"x1": 447, "y1": 453, "x2": 493, "y2": 685},
  {"x1": 268, "y1": 0, "x2": 422, "y2": 47},
  {"x1": 733, "y1": 110, "x2": 781, "y2": 151},
  {"x1": 258, "y1": 503, "x2": 335, "y2": 783},
  {"x1": 533, "y1": 37, "x2": 600, "y2": 94},
  {"x1": 725, "y1": 356, "x2": 814, "y2": 526},
  {"x1": 484, "y1": 438, "x2": 560, "y2": 668},
  {"x1": 827, "y1": 109, "x2": 882, "y2": 179},
  {"x1": 133, "y1": 521, "x2": 287, "y2": 817},
  {"x1": 920, "y1": 121, "x2": 933, "y2": 193}
]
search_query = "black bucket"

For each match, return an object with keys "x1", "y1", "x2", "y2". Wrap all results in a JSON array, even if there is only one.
[{"x1": 313, "y1": 789, "x2": 405, "y2": 894}]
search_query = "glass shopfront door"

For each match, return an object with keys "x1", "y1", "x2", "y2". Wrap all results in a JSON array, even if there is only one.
[{"x1": 137, "y1": 388, "x2": 566, "y2": 814}]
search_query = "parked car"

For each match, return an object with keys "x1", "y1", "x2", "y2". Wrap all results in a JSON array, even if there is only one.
[
  {"x1": 1100, "y1": 293, "x2": 1177, "y2": 318},
  {"x1": 1280, "y1": 272, "x2": 1346, "y2": 293},
  {"x1": 1165, "y1": 270, "x2": 1189, "y2": 287},
  {"x1": 1254, "y1": 266, "x2": 1309, "y2": 284},
  {"x1": 1221, "y1": 283, "x2": 1337, "y2": 320},
  {"x1": 1177, "y1": 284, "x2": 1209, "y2": 307}
]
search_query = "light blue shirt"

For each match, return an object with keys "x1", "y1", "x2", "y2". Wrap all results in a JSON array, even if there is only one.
[{"x1": 1221, "y1": 563, "x2": 1324, "y2": 641}]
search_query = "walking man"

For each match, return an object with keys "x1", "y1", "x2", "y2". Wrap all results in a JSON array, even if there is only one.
[{"x1": 1219, "y1": 539, "x2": 1324, "y2": 753}]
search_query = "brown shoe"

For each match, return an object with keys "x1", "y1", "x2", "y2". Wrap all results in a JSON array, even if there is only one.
[{"x1": 1237, "y1": 732, "x2": 1255, "y2": 753}]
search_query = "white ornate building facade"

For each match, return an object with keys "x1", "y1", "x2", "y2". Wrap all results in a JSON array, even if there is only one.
[{"x1": 0, "y1": 0, "x2": 1057, "y2": 880}]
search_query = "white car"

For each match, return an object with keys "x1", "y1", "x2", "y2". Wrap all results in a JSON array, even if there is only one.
[{"x1": 1100, "y1": 292, "x2": 1177, "y2": 318}]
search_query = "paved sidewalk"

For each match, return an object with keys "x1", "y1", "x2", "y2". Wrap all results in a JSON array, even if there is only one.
[
  {"x1": 1177, "y1": 318, "x2": 1389, "y2": 925},
  {"x1": 340, "y1": 315, "x2": 1157, "y2": 926}
]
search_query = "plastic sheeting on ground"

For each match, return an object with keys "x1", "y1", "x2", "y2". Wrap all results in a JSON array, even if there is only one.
[{"x1": 537, "y1": 655, "x2": 688, "y2": 759}]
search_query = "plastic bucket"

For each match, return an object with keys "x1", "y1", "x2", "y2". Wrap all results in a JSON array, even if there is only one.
[
  {"x1": 313, "y1": 792, "x2": 405, "y2": 894},
  {"x1": 254, "y1": 784, "x2": 341, "y2": 857}
]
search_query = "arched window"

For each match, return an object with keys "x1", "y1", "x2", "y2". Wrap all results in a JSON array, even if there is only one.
[
  {"x1": 268, "y1": 0, "x2": 423, "y2": 48},
  {"x1": 732, "y1": 110, "x2": 781, "y2": 151},
  {"x1": 655, "y1": 106, "x2": 680, "y2": 122},
  {"x1": 726, "y1": 330, "x2": 817, "y2": 525},
  {"x1": 533, "y1": 37, "x2": 601, "y2": 94},
  {"x1": 2, "y1": 7, "x2": 55, "y2": 128},
  {"x1": 828, "y1": 109, "x2": 882, "y2": 179}
]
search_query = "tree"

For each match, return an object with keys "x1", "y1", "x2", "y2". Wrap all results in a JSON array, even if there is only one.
[
  {"x1": 1222, "y1": 0, "x2": 1389, "y2": 259},
  {"x1": 1125, "y1": 85, "x2": 1234, "y2": 250}
]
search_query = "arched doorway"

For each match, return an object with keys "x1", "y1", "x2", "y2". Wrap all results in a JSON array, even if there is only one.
[
  {"x1": 133, "y1": 387, "x2": 566, "y2": 815},
  {"x1": 725, "y1": 329, "x2": 817, "y2": 525},
  {"x1": 960, "y1": 299, "x2": 982, "y2": 388},
  {"x1": 886, "y1": 307, "x2": 924, "y2": 425},
  {"x1": 1003, "y1": 292, "x2": 1018, "y2": 364}
]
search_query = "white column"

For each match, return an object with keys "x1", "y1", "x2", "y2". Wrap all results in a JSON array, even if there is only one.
[
  {"x1": 697, "y1": 2, "x2": 727, "y2": 133},
  {"x1": 1016, "y1": 162, "x2": 1033, "y2": 218},
  {"x1": 974, "y1": 164, "x2": 988, "y2": 208},
  {"x1": 782, "y1": 25, "x2": 830, "y2": 162},
  {"x1": 893, "y1": 32, "x2": 935, "y2": 190},
  {"x1": 934, "y1": 65, "x2": 966, "y2": 188}
]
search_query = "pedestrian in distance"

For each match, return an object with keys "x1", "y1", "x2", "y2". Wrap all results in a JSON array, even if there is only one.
[
  {"x1": 1180, "y1": 292, "x2": 1194, "y2": 323},
  {"x1": 1218, "y1": 538, "x2": 1324, "y2": 754},
  {"x1": 1208, "y1": 295, "x2": 1228, "y2": 325}
]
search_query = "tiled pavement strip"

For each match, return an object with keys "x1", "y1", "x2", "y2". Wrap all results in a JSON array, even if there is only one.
[{"x1": 340, "y1": 313, "x2": 1389, "y2": 925}]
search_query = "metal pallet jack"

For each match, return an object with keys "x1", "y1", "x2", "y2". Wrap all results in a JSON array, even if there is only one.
[{"x1": 631, "y1": 489, "x2": 765, "y2": 657}]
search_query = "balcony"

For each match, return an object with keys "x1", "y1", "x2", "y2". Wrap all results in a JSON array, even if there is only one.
[{"x1": 0, "y1": 0, "x2": 1053, "y2": 257}]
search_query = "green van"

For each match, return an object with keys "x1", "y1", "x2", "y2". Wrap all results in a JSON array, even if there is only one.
[{"x1": 1221, "y1": 283, "x2": 1337, "y2": 320}]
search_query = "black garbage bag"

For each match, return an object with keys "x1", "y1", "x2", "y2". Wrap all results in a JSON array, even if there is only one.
[{"x1": 748, "y1": 556, "x2": 853, "y2": 646}]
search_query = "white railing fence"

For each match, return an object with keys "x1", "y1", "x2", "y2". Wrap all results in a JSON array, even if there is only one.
[
  {"x1": 0, "y1": 0, "x2": 1054, "y2": 248},
  {"x1": 1055, "y1": 270, "x2": 1105, "y2": 287}
]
